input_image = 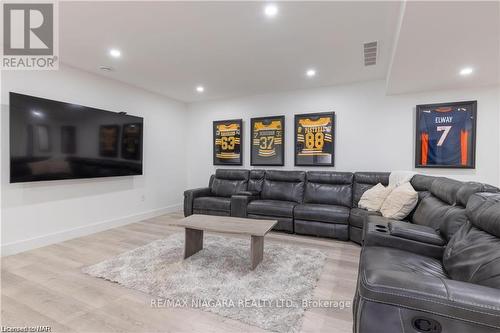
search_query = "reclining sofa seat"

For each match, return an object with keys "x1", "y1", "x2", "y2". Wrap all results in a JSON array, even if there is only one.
[
  {"x1": 353, "y1": 192, "x2": 500, "y2": 333},
  {"x1": 184, "y1": 169, "x2": 249, "y2": 217},
  {"x1": 364, "y1": 178, "x2": 498, "y2": 258},
  {"x1": 245, "y1": 170, "x2": 306, "y2": 233},
  {"x1": 349, "y1": 172, "x2": 390, "y2": 244},
  {"x1": 294, "y1": 171, "x2": 353, "y2": 240}
]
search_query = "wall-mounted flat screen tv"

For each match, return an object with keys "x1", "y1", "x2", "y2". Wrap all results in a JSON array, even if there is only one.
[{"x1": 10, "y1": 92, "x2": 144, "y2": 183}]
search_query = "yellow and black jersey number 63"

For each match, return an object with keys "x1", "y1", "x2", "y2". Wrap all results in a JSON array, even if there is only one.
[{"x1": 220, "y1": 136, "x2": 236, "y2": 150}]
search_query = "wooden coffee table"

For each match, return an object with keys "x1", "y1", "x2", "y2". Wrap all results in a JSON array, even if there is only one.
[{"x1": 174, "y1": 214, "x2": 277, "y2": 270}]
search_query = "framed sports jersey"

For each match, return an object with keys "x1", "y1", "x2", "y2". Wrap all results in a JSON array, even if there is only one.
[
  {"x1": 294, "y1": 112, "x2": 335, "y2": 166},
  {"x1": 415, "y1": 101, "x2": 476, "y2": 169},
  {"x1": 250, "y1": 116, "x2": 285, "y2": 166},
  {"x1": 213, "y1": 119, "x2": 243, "y2": 165}
]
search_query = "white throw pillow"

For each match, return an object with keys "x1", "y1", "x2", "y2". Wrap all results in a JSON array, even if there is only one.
[
  {"x1": 380, "y1": 182, "x2": 418, "y2": 220},
  {"x1": 389, "y1": 170, "x2": 416, "y2": 187},
  {"x1": 358, "y1": 183, "x2": 394, "y2": 212}
]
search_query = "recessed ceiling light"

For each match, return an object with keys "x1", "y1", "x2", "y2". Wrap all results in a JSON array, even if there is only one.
[
  {"x1": 306, "y1": 69, "x2": 316, "y2": 77},
  {"x1": 264, "y1": 4, "x2": 278, "y2": 17},
  {"x1": 459, "y1": 67, "x2": 474, "y2": 76},
  {"x1": 109, "y1": 49, "x2": 121, "y2": 58},
  {"x1": 196, "y1": 86, "x2": 205, "y2": 93}
]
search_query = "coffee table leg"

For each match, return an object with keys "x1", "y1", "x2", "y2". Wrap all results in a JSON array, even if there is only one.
[
  {"x1": 251, "y1": 235, "x2": 264, "y2": 270},
  {"x1": 184, "y1": 228, "x2": 203, "y2": 259}
]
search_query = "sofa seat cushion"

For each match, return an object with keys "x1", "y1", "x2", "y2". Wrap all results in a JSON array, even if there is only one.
[
  {"x1": 349, "y1": 208, "x2": 383, "y2": 229},
  {"x1": 247, "y1": 200, "x2": 297, "y2": 218},
  {"x1": 193, "y1": 196, "x2": 231, "y2": 212},
  {"x1": 294, "y1": 204, "x2": 350, "y2": 224}
]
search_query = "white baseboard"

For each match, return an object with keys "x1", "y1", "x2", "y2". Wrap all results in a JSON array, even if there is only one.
[{"x1": 1, "y1": 203, "x2": 183, "y2": 256}]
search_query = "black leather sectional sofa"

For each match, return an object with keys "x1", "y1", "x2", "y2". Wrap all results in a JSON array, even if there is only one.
[
  {"x1": 185, "y1": 169, "x2": 362, "y2": 240},
  {"x1": 184, "y1": 168, "x2": 500, "y2": 332},
  {"x1": 184, "y1": 169, "x2": 497, "y2": 243}
]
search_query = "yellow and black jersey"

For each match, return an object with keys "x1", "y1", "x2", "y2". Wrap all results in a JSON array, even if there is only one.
[
  {"x1": 295, "y1": 113, "x2": 335, "y2": 165},
  {"x1": 252, "y1": 120, "x2": 283, "y2": 157},
  {"x1": 214, "y1": 121, "x2": 242, "y2": 164}
]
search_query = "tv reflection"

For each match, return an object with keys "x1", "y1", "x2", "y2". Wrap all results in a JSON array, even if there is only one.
[{"x1": 10, "y1": 92, "x2": 143, "y2": 183}]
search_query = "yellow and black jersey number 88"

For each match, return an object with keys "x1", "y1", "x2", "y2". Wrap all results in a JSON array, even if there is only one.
[
  {"x1": 304, "y1": 132, "x2": 324, "y2": 149},
  {"x1": 221, "y1": 136, "x2": 236, "y2": 150}
]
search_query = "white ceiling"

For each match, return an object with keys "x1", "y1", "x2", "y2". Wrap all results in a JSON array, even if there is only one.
[
  {"x1": 386, "y1": 1, "x2": 500, "y2": 94},
  {"x1": 60, "y1": 1, "x2": 401, "y2": 102},
  {"x1": 59, "y1": 1, "x2": 499, "y2": 103}
]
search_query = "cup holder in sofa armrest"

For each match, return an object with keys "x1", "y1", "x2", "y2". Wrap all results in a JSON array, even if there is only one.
[
  {"x1": 375, "y1": 224, "x2": 388, "y2": 229},
  {"x1": 375, "y1": 227, "x2": 388, "y2": 233},
  {"x1": 388, "y1": 221, "x2": 445, "y2": 246}
]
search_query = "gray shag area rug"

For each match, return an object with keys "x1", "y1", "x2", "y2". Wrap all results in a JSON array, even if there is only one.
[{"x1": 83, "y1": 233, "x2": 326, "y2": 333}]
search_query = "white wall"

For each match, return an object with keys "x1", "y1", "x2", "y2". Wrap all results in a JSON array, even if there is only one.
[
  {"x1": 2, "y1": 70, "x2": 498, "y2": 256},
  {"x1": 1, "y1": 65, "x2": 187, "y2": 255},
  {"x1": 186, "y1": 80, "x2": 500, "y2": 188}
]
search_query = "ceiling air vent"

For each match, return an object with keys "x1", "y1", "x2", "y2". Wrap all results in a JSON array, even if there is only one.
[{"x1": 364, "y1": 41, "x2": 378, "y2": 66}]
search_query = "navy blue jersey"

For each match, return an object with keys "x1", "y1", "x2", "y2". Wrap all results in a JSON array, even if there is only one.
[{"x1": 418, "y1": 106, "x2": 473, "y2": 166}]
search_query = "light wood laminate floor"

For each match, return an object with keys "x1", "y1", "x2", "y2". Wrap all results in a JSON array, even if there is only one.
[{"x1": 1, "y1": 212, "x2": 361, "y2": 333}]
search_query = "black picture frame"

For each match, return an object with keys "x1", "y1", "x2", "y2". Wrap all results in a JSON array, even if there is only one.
[
  {"x1": 121, "y1": 123, "x2": 143, "y2": 160},
  {"x1": 213, "y1": 119, "x2": 243, "y2": 165},
  {"x1": 294, "y1": 112, "x2": 335, "y2": 166},
  {"x1": 415, "y1": 101, "x2": 477, "y2": 169},
  {"x1": 250, "y1": 115, "x2": 285, "y2": 166}
]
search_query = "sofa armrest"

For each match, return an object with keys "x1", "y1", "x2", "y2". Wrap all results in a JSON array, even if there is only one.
[
  {"x1": 236, "y1": 190, "x2": 260, "y2": 197},
  {"x1": 388, "y1": 220, "x2": 445, "y2": 246},
  {"x1": 231, "y1": 194, "x2": 258, "y2": 218},
  {"x1": 183, "y1": 187, "x2": 212, "y2": 216},
  {"x1": 363, "y1": 216, "x2": 444, "y2": 259},
  {"x1": 359, "y1": 259, "x2": 500, "y2": 330}
]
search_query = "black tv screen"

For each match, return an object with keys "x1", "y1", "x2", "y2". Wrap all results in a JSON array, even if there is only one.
[{"x1": 10, "y1": 92, "x2": 143, "y2": 183}]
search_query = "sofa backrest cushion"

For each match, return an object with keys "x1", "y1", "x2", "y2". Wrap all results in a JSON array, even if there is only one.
[
  {"x1": 304, "y1": 171, "x2": 353, "y2": 207},
  {"x1": 403, "y1": 174, "x2": 436, "y2": 221},
  {"x1": 443, "y1": 193, "x2": 500, "y2": 288},
  {"x1": 430, "y1": 177, "x2": 463, "y2": 205},
  {"x1": 410, "y1": 174, "x2": 437, "y2": 192},
  {"x1": 456, "y1": 182, "x2": 499, "y2": 207},
  {"x1": 465, "y1": 193, "x2": 500, "y2": 237},
  {"x1": 210, "y1": 169, "x2": 249, "y2": 197},
  {"x1": 352, "y1": 172, "x2": 390, "y2": 207},
  {"x1": 261, "y1": 170, "x2": 305, "y2": 203},
  {"x1": 248, "y1": 169, "x2": 265, "y2": 193},
  {"x1": 411, "y1": 195, "x2": 463, "y2": 232},
  {"x1": 438, "y1": 206, "x2": 468, "y2": 241}
]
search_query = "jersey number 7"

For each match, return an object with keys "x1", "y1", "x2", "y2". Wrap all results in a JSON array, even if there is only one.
[{"x1": 436, "y1": 126, "x2": 452, "y2": 146}]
